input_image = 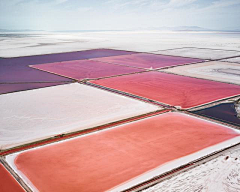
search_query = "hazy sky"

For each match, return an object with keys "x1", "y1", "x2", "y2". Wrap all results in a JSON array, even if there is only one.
[{"x1": 1, "y1": 0, "x2": 240, "y2": 31}]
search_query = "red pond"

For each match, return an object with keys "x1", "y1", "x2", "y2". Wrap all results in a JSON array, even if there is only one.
[
  {"x1": 12, "y1": 112, "x2": 239, "y2": 192},
  {"x1": 90, "y1": 71, "x2": 240, "y2": 109},
  {"x1": 0, "y1": 164, "x2": 25, "y2": 192}
]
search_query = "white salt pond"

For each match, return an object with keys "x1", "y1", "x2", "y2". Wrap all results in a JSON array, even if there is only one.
[
  {"x1": 153, "y1": 47, "x2": 240, "y2": 60},
  {"x1": 161, "y1": 61, "x2": 240, "y2": 85},
  {"x1": 0, "y1": 83, "x2": 159, "y2": 150}
]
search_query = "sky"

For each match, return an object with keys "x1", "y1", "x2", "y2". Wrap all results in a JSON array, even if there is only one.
[{"x1": 0, "y1": 0, "x2": 240, "y2": 31}]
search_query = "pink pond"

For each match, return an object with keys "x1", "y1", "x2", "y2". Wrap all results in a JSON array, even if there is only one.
[
  {"x1": 0, "y1": 49, "x2": 135, "y2": 83},
  {"x1": 0, "y1": 164, "x2": 25, "y2": 192},
  {"x1": 31, "y1": 60, "x2": 143, "y2": 80},
  {"x1": 11, "y1": 112, "x2": 239, "y2": 192},
  {"x1": 92, "y1": 53, "x2": 203, "y2": 69},
  {"x1": 90, "y1": 71, "x2": 240, "y2": 109}
]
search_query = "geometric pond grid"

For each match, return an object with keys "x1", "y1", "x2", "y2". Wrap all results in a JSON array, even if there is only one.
[{"x1": 1, "y1": 48, "x2": 240, "y2": 192}]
